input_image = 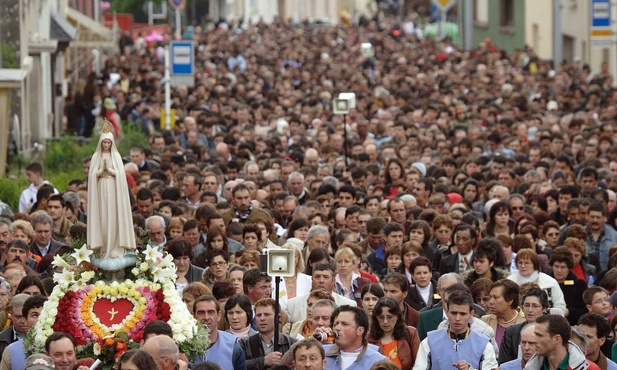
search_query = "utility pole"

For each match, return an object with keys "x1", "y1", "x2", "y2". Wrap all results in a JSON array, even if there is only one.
[
  {"x1": 463, "y1": 0, "x2": 473, "y2": 50},
  {"x1": 553, "y1": 0, "x2": 563, "y2": 66}
]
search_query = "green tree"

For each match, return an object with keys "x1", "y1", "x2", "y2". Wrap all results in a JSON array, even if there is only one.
[{"x1": 109, "y1": 0, "x2": 164, "y2": 23}]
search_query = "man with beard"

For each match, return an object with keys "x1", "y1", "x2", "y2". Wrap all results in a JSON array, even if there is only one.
[
  {"x1": 222, "y1": 184, "x2": 274, "y2": 234},
  {"x1": 1, "y1": 240, "x2": 36, "y2": 273},
  {"x1": 0, "y1": 219, "x2": 13, "y2": 265},
  {"x1": 585, "y1": 202, "x2": 617, "y2": 272}
]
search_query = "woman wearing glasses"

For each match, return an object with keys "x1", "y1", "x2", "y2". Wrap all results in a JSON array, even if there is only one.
[
  {"x1": 541, "y1": 221, "x2": 561, "y2": 250},
  {"x1": 498, "y1": 287, "x2": 549, "y2": 364},
  {"x1": 201, "y1": 249, "x2": 230, "y2": 288},
  {"x1": 549, "y1": 246, "x2": 588, "y2": 326},
  {"x1": 367, "y1": 297, "x2": 420, "y2": 370},
  {"x1": 506, "y1": 249, "x2": 566, "y2": 316}
]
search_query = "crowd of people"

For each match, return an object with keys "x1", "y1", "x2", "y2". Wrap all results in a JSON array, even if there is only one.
[{"x1": 1, "y1": 7, "x2": 617, "y2": 370}]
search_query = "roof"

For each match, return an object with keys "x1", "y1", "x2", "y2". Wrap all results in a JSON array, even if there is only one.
[{"x1": 51, "y1": 11, "x2": 78, "y2": 42}]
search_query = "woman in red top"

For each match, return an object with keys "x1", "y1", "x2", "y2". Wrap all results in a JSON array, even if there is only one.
[{"x1": 367, "y1": 297, "x2": 420, "y2": 370}]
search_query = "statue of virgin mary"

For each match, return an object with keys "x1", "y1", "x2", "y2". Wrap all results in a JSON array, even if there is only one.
[{"x1": 87, "y1": 119, "x2": 136, "y2": 270}]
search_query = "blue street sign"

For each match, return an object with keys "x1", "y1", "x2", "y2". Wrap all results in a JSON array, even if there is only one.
[
  {"x1": 592, "y1": 0, "x2": 610, "y2": 28},
  {"x1": 170, "y1": 41, "x2": 194, "y2": 76}
]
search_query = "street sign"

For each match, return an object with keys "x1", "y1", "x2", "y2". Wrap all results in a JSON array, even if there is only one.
[
  {"x1": 170, "y1": 41, "x2": 194, "y2": 87},
  {"x1": 591, "y1": 0, "x2": 612, "y2": 48},
  {"x1": 169, "y1": 0, "x2": 185, "y2": 10},
  {"x1": 432, "y1": 0, "x2": 455, "y2": 12}
]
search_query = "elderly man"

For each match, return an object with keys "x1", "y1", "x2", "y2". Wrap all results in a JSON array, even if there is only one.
[
  {"x1": 143, "y1": 335, "x2": 181, "y2": 370},
  {"x1": 287, "y1": 264, "x2": 356, "y2": 323},
  {"x1": 0, "y1": 294, "x2": 31, "y2": 364},
  {"x1": 498, "y1": 325, "x2": 537, "y2": 370},
  {"x1": 288, "y1": 172, "x2": 310, "y2": 205},
  {"x1": 146, "y1": 216, "x2": 167, "y2": 249}
]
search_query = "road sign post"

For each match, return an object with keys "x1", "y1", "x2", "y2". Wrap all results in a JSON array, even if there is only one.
[
  {"x1": 170, "y1": 41, "x2": 195, "y2": 88},
  {"x1": 591, "y1": 0, "x2": 612, "y2": 48},
  {"x1": 432, "y1": 0, "x2": 456, "y2": 38}
]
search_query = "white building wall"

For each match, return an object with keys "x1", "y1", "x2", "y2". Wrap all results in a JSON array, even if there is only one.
[
  {"x1": 524, "y1": 0, "x2": 553, "y2": 60},
  {"x1": 562, "y1": 0, "x2": 590, "y2": 64}
]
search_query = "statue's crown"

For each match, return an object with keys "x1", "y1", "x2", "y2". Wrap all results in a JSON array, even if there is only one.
[{"x1": 101, "y1": 118, "x2": 113, "y2": 134}]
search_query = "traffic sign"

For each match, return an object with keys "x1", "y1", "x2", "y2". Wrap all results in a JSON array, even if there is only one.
[
  {"x1": 170, "y1": 41, "x2": 194, "y2": 87},
  {"x1": 432, "y1": 0, "x2": 455, "y2": 12},
  {"x1": 591, "y1": 0, "x2": 612, "y2": 48}
]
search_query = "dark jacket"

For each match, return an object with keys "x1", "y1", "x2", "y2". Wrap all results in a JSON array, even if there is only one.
[
  {"x1": 29, "y1": 239, "x2": 66, "y2": 258},
  {"x1": 553, "y1": 271, "x2": 588, "y2": 326},
  {"x1": 239, "y1": 332, "x2": 297, "y2": 370},
  {"x1": 499, "y1": 322, "x2": 526, "y2": 364},
  {"x1": 417, "y1": 307, "x2": 443, "y2": 340},
  {"x1": 367, "y1": 248, "x2": 387, "y2": 276},
  {"x1": 405, "y1": 281, "x2": 439, "y2": 312},
  {"x1": 187, "y1": 264, "x2": 205, "y2": 283},
  {"x1": 464, "y1": 268, "x2": 505, "y2": 288},
  {"x1": 403, "y1": 302, "x2": 420, "y2": 328},
  {"x1": 0, "y1": 326, "x2": 16, "y2": 361}
]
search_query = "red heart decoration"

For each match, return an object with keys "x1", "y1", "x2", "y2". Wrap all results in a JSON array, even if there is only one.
[{"x1": 92, "y1": 298, "x2": 134, "y2": 327}]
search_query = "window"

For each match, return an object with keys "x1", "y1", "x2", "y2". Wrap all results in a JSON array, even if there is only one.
[
  {"x1": 500, "y1": 0, "x2": 514, "y2": 28},
  {"x1": 474, "y1": 0, "x2": 489, "y2": 24}
]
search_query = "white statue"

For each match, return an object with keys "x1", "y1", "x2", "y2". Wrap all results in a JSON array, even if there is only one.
[{"x1": 87, "y1": 119, "x2": 136, "y2": 271}]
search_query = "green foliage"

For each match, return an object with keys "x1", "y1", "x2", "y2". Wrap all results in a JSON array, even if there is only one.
[
  {"x1": 109, "y1": 0, "x2": 164, "y2": 23},
  {"x1": 178, "y1": 323, "x2": 210, "y2": 360},
  {"x1": 1, "y1": 42, "x2": 19, "y2": 68},
  {"x1": 0, "y1": 178, "x2": 27, "y2": 211},
  {"x1": 44, "y1": 125, "x2": 148, "y2": 191}
]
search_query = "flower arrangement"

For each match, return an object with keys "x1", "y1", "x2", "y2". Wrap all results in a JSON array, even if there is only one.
[{"x1": 26, "y1": 244, "x2": 209, "y2": 369}]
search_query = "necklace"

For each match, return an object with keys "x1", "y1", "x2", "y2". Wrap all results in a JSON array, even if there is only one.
[{"x1": 498, "y1": 311, "x2": 519, "y2": 325}]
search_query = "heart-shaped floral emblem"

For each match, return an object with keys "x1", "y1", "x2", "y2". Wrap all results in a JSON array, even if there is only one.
[
  {"x1": 92, "y1": 298, "x2": 134, "y2": 326},
  {"x1": 51, "y1": 281, "x2": 171, "y2": 345}
]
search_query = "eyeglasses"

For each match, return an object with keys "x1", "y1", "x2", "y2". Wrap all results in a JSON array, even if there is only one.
[
  {"x1": 377, "y1": 315, "x2": 396, "y2": 322},
  {"x1": 255, "y1": 285, "x2": 272, "y2": 292},
  {"x1": 523, "y1": 303, "x2": 543, "y2": 309},
  {"x1": 510, "y1": 207, "x2": 525, "y2": 211},
  {"x1": 592, "y1": 299, "x2": 607, "y2": 305},
  {"x1": 210, "y1": 261, "x2": 228, "y2": 268}
]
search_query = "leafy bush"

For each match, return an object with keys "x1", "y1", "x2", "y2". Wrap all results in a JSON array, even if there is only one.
[
  {"x1": 0, "y1": 178, "x2": 27, "y2": 211},
  {"x1": 44, "y1": 125, "x2": 148, "y2": 191}
]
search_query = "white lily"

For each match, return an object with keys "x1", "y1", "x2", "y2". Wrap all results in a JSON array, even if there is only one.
[
  {"x1": 72, "y1": 244, "x2": 93, "y2": 265},
  {"x1": 52, "y1": 255, "x2": 72, "y2": 269},
  {"x1": 143, "y1": 244, "x2": 163, "y2": 262},
  {"x1": 54, "y1": 269, "x2": 75, "y2": 287}
]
